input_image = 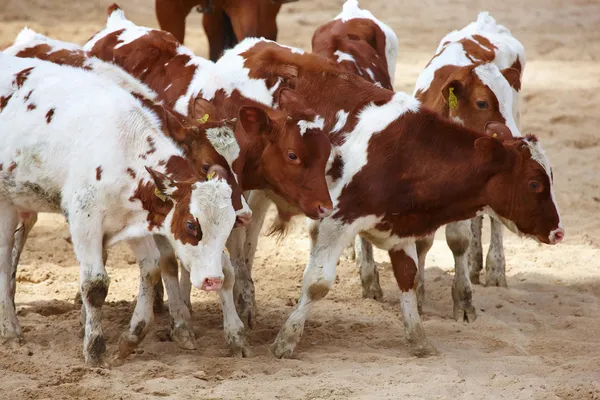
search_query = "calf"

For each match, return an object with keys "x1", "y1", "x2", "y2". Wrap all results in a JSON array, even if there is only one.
[
  {"x1": 155, "y1": 0, "x2": 297, "y2": 61},
  {"x1": 0, "y1": 54, "x2": 240, "y2": 365},
  {"x1": 221, "y1": 38, "x2": 562, "y2": 358},
  {"x1": 411, "y1": 12, "x2": 526, "y2": 321},
  {"x1": 311, "y1": 0, "x2": 397, "y2": 90},
  {"x1": 84, "y1": 4, "x2": 333, "y2": 327},
  {"x1": 4, "y1": 29, "x2": 253, "y2": 348}
]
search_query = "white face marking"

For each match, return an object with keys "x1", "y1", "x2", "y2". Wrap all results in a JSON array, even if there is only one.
[
  {"x1": 473, "y1": 63, "x2": 520, "y2": 137},
  {"x1": 170, "y1": 179, "x2": 236, "y2": 288},
  {"x1": 330, "y1": 92, "x2": 420, "y2": 203},
  {"x1": 331, "y1": 110, "x2": 349, "y2": 134},
  {"x1": 335, "y1": 0, "x2": 398, "y2": 80},
  {"x1": 297, "y1": 115, "x2": 325, "y2": 136},
  {"x1": 525, "y1": 139, "x2": 562, "y2": 230},
  {"x1": 366, "y1": 68, "x2": 375, "y2": 81},
  {"x1": 205, "y1": 126, "x2": 240, "y2": 165}
]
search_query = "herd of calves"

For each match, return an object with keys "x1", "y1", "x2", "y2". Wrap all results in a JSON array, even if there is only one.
[{"x1": 0, "y1": 0, "x2": 564, "y2": 366}]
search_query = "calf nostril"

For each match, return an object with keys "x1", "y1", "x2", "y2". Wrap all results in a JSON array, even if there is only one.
[
  {"x1": 317, "y1": 205, "x2": 332, "y2": 217},
  {"x1": 555, "y1": 231, "x2": 564, "y2": 241},
  {"x1": 201, "y1": 278, "x2": 223, "y2": 291}
]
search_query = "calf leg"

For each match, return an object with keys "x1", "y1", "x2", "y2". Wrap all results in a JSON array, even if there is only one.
[
  {"x1": 69, "y1": 209, "x2": 110, "y2": 366},
  {"x1": 415, "y1": 234, "x2": 434, "y2": 314},
  {"x1": 485, "y1": 216, "x2": 507, "y2": 287},
  {"x1": 10, "y1": 212, "x2": 38, "y2": 304},
  {"x1": 237, "y1": 190, "x2": 271, "y2": 327},
  {"x1": 468, "y1": 215, "x2": 484, "y2": 284},
  {"x1": 116, "y1": 237, "x2": 161, "y2": 360},
  {"x1": 155, "y1": 236, "x2": 196, "y2": 350},
  {"x1": 179, "y1": 266, "x2": 192, "y2": 312},
  {"x1": 390, "y1": 241, "x2": 437, "y2": 357},
  {"x1": 356, "y1": 236, "x2": 382, "y2": 301},
  {"x1": 219, "y1": 253, "x2": 249, "y2": 357},
  {"x1": 446, "y1": 221, "x2": 476, "y2": 323},
  {"x1": 271, "y1": 218, "x2": 351, "y2": 358},
  {"x1": 0, "y1": 203, "x2": 21, "y2": 343}
]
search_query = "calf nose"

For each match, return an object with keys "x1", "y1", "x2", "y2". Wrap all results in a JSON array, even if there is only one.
[
  {"x1": 317, "y1": 204, "x2": 332, "y2": 219},
  {"x1": 201, "y1": 277, "x2": 223, "y2": 291},
  {"x1": 207, "y1": 164, "x2": 229, "y2": 181},
  {"x1": 234, "y1": 212, "x2": 252, "y2": 228},
  {"x1": 484, "y1": 121, "x2": 513, "y2": 140},
  {"x1": 550, "y1": 228, "x2": 564, "y2": 244}
]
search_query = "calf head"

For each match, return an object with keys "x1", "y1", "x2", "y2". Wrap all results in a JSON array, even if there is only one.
[
  {"x1": 156, "y1": 103, "x2": 251, "y2": 226},
  {"x1": 441, "y1": 63, "x2": 520, "y2": 138},
  {"x1": 475, "y1": 135, "x2": 563, "y2": 245},
  {"x1": 239, "y1": 89, "x2": 333, "y2": 219},
  {"x1": 146, "y1": 165, "x2": 236, "y2": 290}
]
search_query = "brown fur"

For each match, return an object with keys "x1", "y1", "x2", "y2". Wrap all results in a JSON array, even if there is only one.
[
  {"x1": 96, "y1": 166, "x2": 102, "y2": 181},
  {"x1": 0, "y1": 94, "x2": 12, "y2": 112},
  {"x1": 45, "y1": 108, "x2": 55, "y2": 123},
  {"x1": 13, "y1": 67, "x2": 34, "y2": 88},
  {"x1": 312, "y1": 17, "x2": 392, "y2": 90},
  {"x1": 154, "y1": 0, "x2": 288, "y2": 61},
  {"x1": 26, "y1": 103, "x2": 36, "y2": 111},
  {"x1": 88, "y1": 17, "x2": 333, "y2": 219}
]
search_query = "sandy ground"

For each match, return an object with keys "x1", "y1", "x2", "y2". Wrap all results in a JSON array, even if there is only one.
[{"x1": 1, "y1": 0, "x2": 600, "y2": 399}]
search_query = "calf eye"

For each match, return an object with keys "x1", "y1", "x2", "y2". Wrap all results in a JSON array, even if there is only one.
[
  {"x1": 476, "y1": 101, "x2": 489, "y2": 109},
  {"x1": 288, "y1": 151, "x2": 298, "y2": 161},
  {"x1": 202, "y1": 164, "x2": 210, "y2": 173},
  {"x1": 186, "y1": 220, "x2": 197, "y2": 235},
  {"x1": 528, "y1": 180, "x2": 543, "y2": 193}
]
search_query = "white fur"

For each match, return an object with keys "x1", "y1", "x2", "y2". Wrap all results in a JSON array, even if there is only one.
[
  {"x1": 297, "y1": 115, "x2": 325, "y2": 136},
  {"x1": 0, "y1": 54, "x2": 234, "y2": 285},
  {"x1": 335, "y1": 0, "x2": 399, "y2": 80},
  {"x1": 6, "y1": 28, "x2": 157, "y2": 101},
  {"x1": 331, "y1": 110, "x2": 349, "y2": 133},
  {"x1": 334, "y1": 50, "x2": 356, "y2": 64},
  {"x1": 330, "y1": 92, "x2": 420, "y2": 205}
]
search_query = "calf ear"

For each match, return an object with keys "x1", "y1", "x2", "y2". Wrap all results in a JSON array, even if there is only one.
[
  {"x1": 161, "y1": 106, "x2": 190, "y2": 143},
  {"x1": 192, "y1": 97, "x2": 223, "y2": 123},
  {"x1": 278, "y1": 88, "x2": 309, "y2": 114},
  {"x1": 238, "y1": 106, "x2": 271, "y2": 139},
  {"x1": 501, "y1": 67, "x2": 521, "y2": 91},
  {"x1": 474, "y1": 137, "x2": 507, "y2": 165},
  {"x1": 441, "y1": 80, "x2": 464, "y2": 110},
  {"x1": 145, "y1": 166, "x2": 177, "y2": 201}
]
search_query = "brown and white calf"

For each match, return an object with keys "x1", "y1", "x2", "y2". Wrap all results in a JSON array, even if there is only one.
[
  {"x1": 313, "y1": 8, "x2": 532, "y2": 321},
  {"x1": 3, "y1": 29, "x2": 256, "y2": 351},
  {"x1": 411, "y1": 12, "x2": 529, "y2": 320},
  {"x1": 311, "y1": 0, "x2": 397, "y2": 90},
  {"x1": 219, "y1": 38, "x2": 563, "y2": 358},
  {"x1": 0, "y1": 54, "x2": 239, "y2": 365},
  {"x1": 83, "y1": 5, "x2": 333, "y2": 328},
  {"x1": 155, "y1": 0, "x2": 297, "y2": 61}
]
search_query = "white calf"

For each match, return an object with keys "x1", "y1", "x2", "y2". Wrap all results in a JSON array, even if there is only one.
[{"x1": 0, "y1": 54, "x2": 238, "y2": 365}]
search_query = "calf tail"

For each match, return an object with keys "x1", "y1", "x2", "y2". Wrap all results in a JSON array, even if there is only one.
[{"x1": 265, "y1": 204, "x2": 293, "y2": 241}]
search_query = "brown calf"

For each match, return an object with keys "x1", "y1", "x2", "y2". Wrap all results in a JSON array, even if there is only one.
[{"x1": 155, "y1": 0, "x2": 296, "y2": 61}]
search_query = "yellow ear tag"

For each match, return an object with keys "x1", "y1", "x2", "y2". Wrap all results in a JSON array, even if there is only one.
[
  {"x1": 206, "y1": 171, "x2": 216, "y2": 181},
  {"x1": 492, "y1": 133, "x2": 498, "y2": 138},
  {"x1": 197, "y1": 113, "x2": 209, "y2": 124},
  {"x1": 154, "y1": 187, "x2": 167, "y2": 202},
  {"x1": 448, "y1": 87, "x2": 458, "y2": 109}
]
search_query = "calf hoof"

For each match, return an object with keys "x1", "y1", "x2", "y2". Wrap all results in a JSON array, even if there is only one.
[
  {"x1": 84, "y1": 333, "x2": 107, "y2": 367},
  {"x1": 226, "y1": 330, "x2": 250, "y2": 358},
  {"x1": 270, "y1": 340, "x2": 294, "y2": 359},
  {"x1": 485, "y1": 273, "x2": 507, "y2": 288},
  {"x1": 361, "y1": 284, "x2": 383, "y2": 301},
  {"x1": 117, "y1": 331, "x2": 143, "y2": 360},
  {"x1": 452, "y1": 286, "x2": 477, "y2": 323},
  {"x1": 453, "y1": 301, "x2": 477, "y2": 323},
  {"x1": 171, "y1": 322, "x2": 197, "y2": 350},
  {"x1": 409, "y1": 340, "x2": 439, "y2": 358}
]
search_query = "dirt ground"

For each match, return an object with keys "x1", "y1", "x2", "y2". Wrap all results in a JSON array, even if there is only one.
[{"x1": 1, "y1": 0, "x2": 600, "y2": 399}]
